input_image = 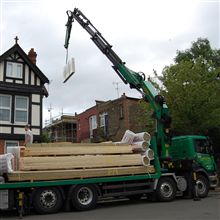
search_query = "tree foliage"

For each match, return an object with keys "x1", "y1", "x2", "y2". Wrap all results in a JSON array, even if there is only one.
[
  {"x1": 41, "y1": 131, "x2": 51, "y2": 143},
  {"x1": 153, "y1": 38, "x2": 220, "y2": 151},
  {"x1": 136, "y1": 100, "x2": 156, "y2": 135}
]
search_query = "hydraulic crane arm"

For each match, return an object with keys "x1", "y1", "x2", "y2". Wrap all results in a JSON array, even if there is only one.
[
  {"x1": 64, "y1": 8, "x2": 171, "y2": 158},
  {"x1": 65, "y1": 9, "x2": 141, "y2": 90}
]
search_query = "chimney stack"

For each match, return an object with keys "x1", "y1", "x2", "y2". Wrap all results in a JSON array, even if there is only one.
[{"x1": 28, "y1": 48, "x2": 37, "y2": 64}]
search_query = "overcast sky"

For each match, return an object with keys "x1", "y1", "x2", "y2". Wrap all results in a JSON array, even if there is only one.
[{"x1": 0, "y1": 0, "x2": 219, "y2": 125}]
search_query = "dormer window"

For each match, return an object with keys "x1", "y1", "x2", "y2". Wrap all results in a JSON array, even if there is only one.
[{"x1": 6, "y1": 62, "x2": 23, "y2": 78}]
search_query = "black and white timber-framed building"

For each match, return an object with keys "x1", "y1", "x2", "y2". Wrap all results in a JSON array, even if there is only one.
[{"x1": 0, "y1": 39, "x2": 49, "y2": 154}]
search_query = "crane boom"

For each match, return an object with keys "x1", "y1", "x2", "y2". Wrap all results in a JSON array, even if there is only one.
[{"x1": 64, "y1": 8, "x2": 171, "y2": 159}]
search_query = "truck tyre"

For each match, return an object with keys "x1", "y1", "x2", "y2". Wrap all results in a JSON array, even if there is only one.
[
  {"x1": 196, "y1": 174, "x2": 209, "y2": 198},
  {"x1": 71, "y1": 185, "x2": 98, "y2": 211},
  {"x1": 156, "y1": 177, "x2": 176, "y2": 202},
  {"x1": 33, "y1": 187, "x2": 63, "y2": 214}
]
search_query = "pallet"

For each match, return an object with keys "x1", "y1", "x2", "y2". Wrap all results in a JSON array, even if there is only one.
[{"x1": 7, "y1": 166, "x2": 155, "y2": 181}]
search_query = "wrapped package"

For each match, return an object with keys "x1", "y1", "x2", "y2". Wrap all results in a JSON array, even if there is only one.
[
  {"x1": 121, "y1": 130, "x2": 136, "y2": 144},
  {"x1": 0, "y1": 153, "x2": 14, "y2": 174}
]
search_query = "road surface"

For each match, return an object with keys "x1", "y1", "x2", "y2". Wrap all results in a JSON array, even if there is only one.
[{"x1": 0, "y1": 191, "x2": 219, "y2": 220}]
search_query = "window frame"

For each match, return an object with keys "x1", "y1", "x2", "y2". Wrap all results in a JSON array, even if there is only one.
[
  {"x1": 89, "y1": 115, "x2": 97, "y2": 138},
  {"x1": 119, "y1": 105, "x2": 124, "y2": 119},
  {"x1": 100, "y1": 112, "x2": 108, "y2": 127},
  {"x1": 14, "y1": 95, "x2": 29, "y2": 124},
  {"x1": 5, "y1": 140, "x2": 19, "y2": 149},
  {"x1": 6, "y1": 61, "x2": 23, "y2": 79},
  {"x1": 0, "y1": 94, "x2": 11, "y2": 123}
]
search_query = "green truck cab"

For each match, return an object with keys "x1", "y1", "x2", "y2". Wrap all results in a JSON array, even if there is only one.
[{"x1": 170, "y1": 135, "x2": 218, "y2": 192}]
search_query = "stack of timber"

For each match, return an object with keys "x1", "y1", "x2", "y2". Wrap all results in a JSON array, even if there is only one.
[{"x1": 7, "y1": 141, "x2": 155, "y2": 182}]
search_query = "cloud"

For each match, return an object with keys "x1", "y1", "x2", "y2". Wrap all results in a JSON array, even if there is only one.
[{"x1": 1, "y1": 0, "x2": 219, "y2": 125}]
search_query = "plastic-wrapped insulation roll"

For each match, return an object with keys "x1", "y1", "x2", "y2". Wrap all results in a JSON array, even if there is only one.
[
  {"x1": 141, "y1": 155, "x2": 150, "y2": 166},
  {"x1": 132, "y1": 141, "x2": 149, "y2": 152},
  {"x1": 120, "y1": 130, "x2": 136, "y2": 144},
  {"x1": 134, "y1": 132, "x2": 151, "y2": 142},
  {"x1": 145, "y1": 148, "x2": 154, "y2": 160}
]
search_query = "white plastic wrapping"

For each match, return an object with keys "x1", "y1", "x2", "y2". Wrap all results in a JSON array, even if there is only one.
[
  {"x1": 144, "y1": 148, "x2": 154, "y2": 160},
  {"x1": 0, "y1": 153, "x2": 14, "y2": 174},
  {"x1": 132, "y1": 141, "x2": 149, "y2": 152},
  {"x1": 121, "y1": 130, "x2": 136, "y2": 144},
  {"x1": 7, "y1": 147, "x2": 20, "y2": 171},
  {"x1": 141, "y1": 155, "x2": 150, "y2": 166},
  {"x1": 120, "y1": 130, "x2": 154, "y2": 166},
  {"x1": 134, "y1": 132, "x2": 151, "y2": 144}
]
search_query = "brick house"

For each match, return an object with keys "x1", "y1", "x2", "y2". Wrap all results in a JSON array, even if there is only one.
[
  {"x1": 0, "y1": 40, "x2": 49, "y2": 154},
  {"x1": 44, "y1": 115, "x2": 77, "y2": 142},
  {"x1": 76, "y1": 93, "x2": 150, "y2": 143}
]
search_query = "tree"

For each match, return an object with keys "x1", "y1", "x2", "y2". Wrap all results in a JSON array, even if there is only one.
[
  {"x1": 41, "y1": 131, "x2": 51, "y2": 143},
  {"x1": 175, "y1": 38, "x2": 220, "y2": 68},
  {"x1": 136, "y1": 100, "x2": 156, "y2": 135},
  {"x1": 154, "y1": 38, "x2": 220, "y2": 153}
]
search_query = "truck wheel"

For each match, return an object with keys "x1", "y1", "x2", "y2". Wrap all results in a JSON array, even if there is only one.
[
  {"x1": 71, "y1": 185, "x2": 98, "y2": 211},
  {"x1": 33, "y1": 187, "x2": 63, "y2": 214},
  {"x1": 196, "y1": 174, "x2": 209, "y2": 198},
  {"x1": 156, "y1": 177, "x2": 176, "y2": 202}
]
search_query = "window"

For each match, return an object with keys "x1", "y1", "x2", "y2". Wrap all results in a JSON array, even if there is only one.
[
  {"x1": 78, "y1": 121, "x2": 81, "y2": 131},
  {"x1": 5, "y1": 141, "x2": 19, "y2": 149},
  {"x1": 99, "y1": 112, "x2": 108, "y2": 136},
  {"x1": 89, "y1": 115, "x2": 97, "y2": 138},
  {"x1": 100, "y1": 112, "x2": 108, "y2": 127},
  {"x1": 194, "y1": 139, "x2": 210, "y2": 154},
  {"x1": 119, "y1": 105, "x2": 124, "y2": 119},
  {"x1": 89, "y1": 115, "x2": 97, "y2": 130},
  {"x1": 0, "y1": 95, "x2": 11, "y2": 122},
  {"x1": 6, "y1": 62, "x2": 23, "y2": 78},
  {"x1": 15, "y1": 96, "x2": 28, "y2": 123}
]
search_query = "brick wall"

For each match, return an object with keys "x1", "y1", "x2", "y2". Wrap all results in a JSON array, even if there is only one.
[
  {"x1": 0, "y1": 140, "x2": 4, "y2": 154},
  {"x1": 76, "y1": 106, "x2": 97, "y2": 142},
  {"x1": 96, "y1": 95, "x2": 148, "y2": 142},
  {"x1": 76, "y1": 94, "x2": 152, "y2": 143}
]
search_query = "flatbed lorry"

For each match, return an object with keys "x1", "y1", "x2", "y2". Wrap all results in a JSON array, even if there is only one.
[{"x1": 0, "y1": 8, "x2": 218, "y2": 216}]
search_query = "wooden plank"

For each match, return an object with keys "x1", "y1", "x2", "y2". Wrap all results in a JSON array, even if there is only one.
[
  {"x1": 22, "y1": 145, "x2": 134, "y2": 157},
  {"x1": 20, "y1": 154, "x2": 143, "y2": 171},
  {"x1": 28, "y1": 142, "x2": 124, "y2": 148},
  {"x1": 7, "y1": 166, "x2": 155, "y2": 181}
]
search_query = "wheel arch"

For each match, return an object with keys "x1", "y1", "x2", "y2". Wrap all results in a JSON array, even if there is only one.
[
  {"x1": 154, "y1": 173, "x2": 178, "y2": 190},
  {"x1": 195, "y1": 168, "x2": 210, "y2": 183}
]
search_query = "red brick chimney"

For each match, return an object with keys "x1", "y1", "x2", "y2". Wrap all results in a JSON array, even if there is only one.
[{"x1": 28, "y1": 48, "x2": 37, "y2": 64}]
